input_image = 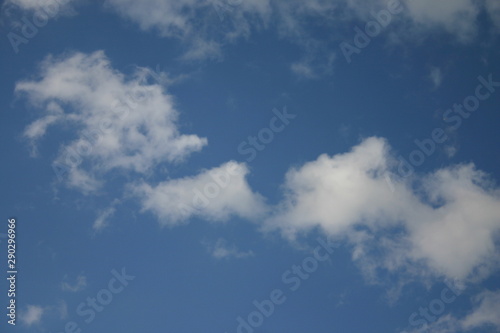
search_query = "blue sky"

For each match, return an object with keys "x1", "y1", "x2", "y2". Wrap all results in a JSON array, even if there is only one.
[{"x1": 1, "y1": 0, "x2": 500, "y2": 332}]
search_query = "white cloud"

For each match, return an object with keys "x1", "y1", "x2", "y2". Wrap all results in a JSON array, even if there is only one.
[
  {"x1": 132, "y1": 161, "x2": 268, "y2": 226},
  {"x1": 264, "y1": 137, "x2": 403, "y2": 236},
  {"x1": 264, "y1": 137, "x2": 500, "y2": 283},
  {"x1": 19, "y1": 305, "x2": 44, "y2": 326},
  {"x1": 61, "y1": 274, "x2": 87, "y2": 292},
  {"x1": 206, "y1": 238, "x2": 254, "y2": 259},
  {"x1": 17, "y1": 51, "x2": 207, "y2": 193}
]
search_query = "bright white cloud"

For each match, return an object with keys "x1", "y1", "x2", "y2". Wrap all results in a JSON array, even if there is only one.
[
  {"x1": 19, "y1": 305, "x2": 44, "y2": 326},
  {"x1": 264, "y1": 137, "x2": 500, "y2": 283},
  {"x1": 264, "y1": 137, "x2": 407, "y2": 236},
  {"x1": 131, "y1": 161, "x2": 267, "y2": 226},
  {"x1": 16, "y1": 51, "x2": 207, "y2": 193}
]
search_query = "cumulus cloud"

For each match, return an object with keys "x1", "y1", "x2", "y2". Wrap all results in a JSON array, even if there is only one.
[
  {"x1": 131, "y1": 161, "x2": 268, "y2": 226},
  {"x1": 264, "y1": 137, "x2": 500, "y2": 283},
  {"x1": 19, "y1": 305, "x2": 44, "y2": 326},
  {"x1": 18, "y1": 58, "x2": 500, "y2": 286},
  {"x1": 16, "y1": 51, "x2": 207, "y2": 193}
]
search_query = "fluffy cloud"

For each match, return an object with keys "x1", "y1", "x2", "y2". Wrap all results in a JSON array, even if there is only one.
[
  {"x1": 18, "y1": 57, "x2": 500, "y2": 285},
  {"x1": 16, "y1": 51, "x2": 207, "y2": 193},
  {"x1": 131, "y1": 161, "x2": 268, "y2": 225},
  {"x1": 264, "y1": 137, "x2": 500, "y2": 283}
]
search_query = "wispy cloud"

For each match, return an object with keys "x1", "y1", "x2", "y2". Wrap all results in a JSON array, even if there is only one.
[
  {"x1": 19, "y1": 305, "x2": 44, "y2": 327},
  {"x1": 206, "y1": 238, "x2": 254, "y2": 259},
  {"x1": 93, "y1": 199, "x2": 120, "y2": 231},
  {"x1": 56, "y1": 300, "x2": 68, "y2": 320},
  {"x1": 404, "y1": 290, "x2": 500, "y2": 333},
  {"x1": 61, "y1": 274, "x2": 87, "y2": 292},
  {"x1": 429, "y1": 67, "x2": 443, "y2": 89}
]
